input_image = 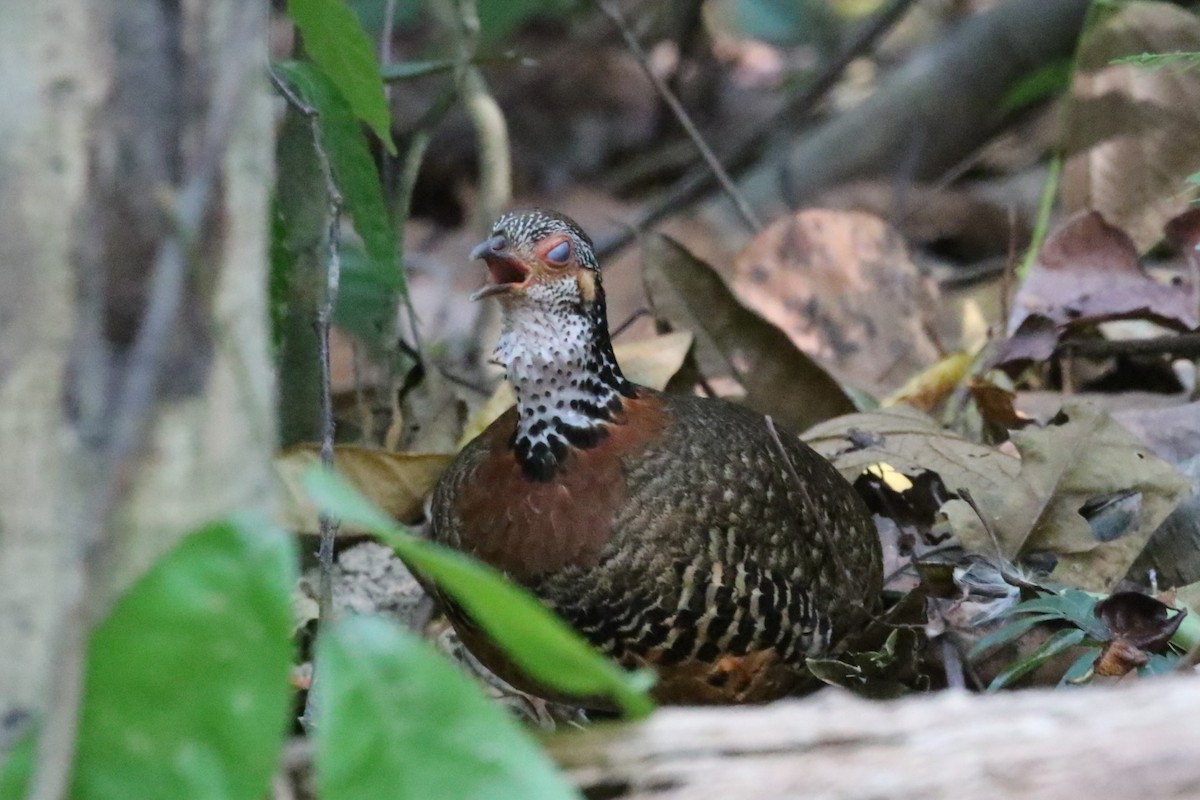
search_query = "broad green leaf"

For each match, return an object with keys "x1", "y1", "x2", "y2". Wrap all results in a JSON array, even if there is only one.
[
  {"x1": 334, "y1": 242, "x2": 401, "y2": 356},
  {"x1": 0, "y1": 727, "x2": 35, "y2": 800},
  {"x1": 986, "y1": 628, "x2": 1087, "y2": 692},
  {"x1": 301, "y1": 468, "x2": 655, "y2": 717},
  {"x1": 273, "y1": 60, "x2": 404, "y2": 298},
  {"x1": 71, "y1": 518, "x2": 296, "y2": 800},
  {"x1": 316, "y1": 616, "x2": 577, "y2": 800},
  {"x1": 286, "y1": 0, "x2": 395, "y2": 151},
  {"x1": 968, "y1": 613, "x2": 1064, "y2": 660}
]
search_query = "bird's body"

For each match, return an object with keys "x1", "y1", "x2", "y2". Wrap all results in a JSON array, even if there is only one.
[{"x1": 430, "y1": 209, "x2": 882, "y2": 707}]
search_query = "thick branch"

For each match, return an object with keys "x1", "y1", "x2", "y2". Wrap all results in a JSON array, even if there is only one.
[{"x1": 549, "y1": 678, "x2": 1200, "y2": 800}]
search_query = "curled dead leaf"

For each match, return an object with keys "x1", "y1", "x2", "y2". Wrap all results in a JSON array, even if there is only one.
[{"x1": 1094, "y1": 591, "x2": 1186, "y2": 652}]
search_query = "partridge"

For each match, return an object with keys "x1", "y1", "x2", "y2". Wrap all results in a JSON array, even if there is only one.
[{"x1": 430, "y1": 209, "x2": 882, "y2": 707}]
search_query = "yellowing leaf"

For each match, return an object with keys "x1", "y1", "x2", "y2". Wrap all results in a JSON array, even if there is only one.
[
  {"x1": 276, "y1": 445, "x2": 451, "y2": 532},
  {"x1": 882, "y1": 351, "x2": 974, "y2": 411},
  {"x1": 456, "y1": 331, "x2": 694, "y2": 449}
]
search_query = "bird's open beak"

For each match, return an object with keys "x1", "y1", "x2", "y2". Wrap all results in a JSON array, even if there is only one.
[{"x1": 469, "y1": 235, "x2": 531, "y2": 301}]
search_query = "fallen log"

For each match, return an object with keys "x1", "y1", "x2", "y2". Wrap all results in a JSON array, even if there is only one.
[{"x1": 548, "y1": 676, "x2": 1200, "y2": 799}]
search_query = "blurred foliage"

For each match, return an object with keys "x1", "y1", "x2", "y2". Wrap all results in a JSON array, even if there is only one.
[
  {"x1": 316, "y1": 616, "x2": 577, "y2": 799},
  {"x1": 301, "y1": 469, "x2": 657, "y2": 717},
  {"x1": 288, "y1": 0, "x2": 396, "y2": 151}
]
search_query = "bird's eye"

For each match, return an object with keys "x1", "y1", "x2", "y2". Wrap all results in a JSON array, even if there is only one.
[{"x1": 545, "y1": 240, "x2": 571, "y2": 264}]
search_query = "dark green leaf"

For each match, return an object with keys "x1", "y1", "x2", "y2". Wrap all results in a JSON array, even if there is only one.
[
  {"x1": 71, "y1": 518, "x2": 295, "y2": 800},
  {"x1": 301, "y1": 469, "x2": 655, "y2": 717},
  {"x1": 986, "y1": 628, "x2": 1087, "y2": 692},
  {"x1": 316, "y1": 616, "x2": 577, "y2": 800},
  {"x1": 273, "y1": 60, "x2": 404, "y2": 298},
  {"x1": 286, "y1": 0, "x2": 395, "y2": 151},
  {"x1": 1059, "y1": 648, "x2": 1099, "y2": 686},
  {"x1": 1002, "y1": 589, "x2": 1109, "y2": 640},
  {"x1": 0, "y1": 726, "x2": 35, "y2": 800},
  {"x1": 334, "y1": 242, "x2": 399, "y2": 356},
  {"x1": 1002, "y1": 60, "x2": 1072, "y2": 111},
  {"x1": 1139, "y1": 651, "x2": 1180, "y2": 676},
  {"x1": 477, "y1": 0, "x2": 575, "y2": 42},
  {"x1": 968, "y1": 613, "x2": 1063, "y2": 660}
]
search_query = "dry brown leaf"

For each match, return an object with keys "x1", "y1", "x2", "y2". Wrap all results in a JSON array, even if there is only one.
[
  {"x1": 1062, "y1": 1, "x2": 1200, "y2": 251},
  {"x1": 275, "y1": 444, "x2": 452, "y2": 531},
  {"x1": 998, "y1": 211, "x2": 1198, "y2": 366},
  {"x1": 803, "y1": 406, "x2": 1020, "y2": 501},
  {"x1": 456, "y1": 331, "x2": 694, "y2": 448},
  {"x1": 731, "y1": 209, "x2": 942, "y2": 397},
  {"x1": 641, "y1": 232, "x2": 854, "y2": 432},
  {"x1": 945, "y1": 402, "x2": 1191, "y2": 591}
]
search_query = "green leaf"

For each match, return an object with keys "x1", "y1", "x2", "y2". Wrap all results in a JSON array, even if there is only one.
[
  {"x1": 1000, "y1": 589, "x2": 1109, "y2": 640},
  {"x1": 71, "y1": 518, "x2": 296, "y2": 800},
  {"x1": 1059, "y1": 648, "x2": 1099, "y2": 686},
  {"x1": 301, "y1": 468, "x2": 655, "y2": 717},
  {"x1": 986, "y1": 628, "x2": 1087, "y2": 692},
  {"x1": 273, "y1": 60, "x2": 404, "y2": 299},
  {"x1": 0, "y1": 726, "x2": 35, "y2": 800},
  {"x1": 968, "y1": 613, "x2": 1063, "y2": 660},
  {"x1": 334, "y1": 242, "x2": 400, "y2": 356},
  {"x1": 1002, "y1": 59, "x2": 1072, "y2": 111},
  {"x1": 476, "y1": 0, "x2": 576, "y2": 42},
  {"x1": 286, "y1": 0, "x2": 395, "y2": 151},
  {"x1": 316, "y1": 616, "x2": 577, "y2": 800}
]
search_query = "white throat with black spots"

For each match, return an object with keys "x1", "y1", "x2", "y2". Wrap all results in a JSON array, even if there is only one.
[{"x1": 494, "y1": 278, "x2": 634, "y2": 481}]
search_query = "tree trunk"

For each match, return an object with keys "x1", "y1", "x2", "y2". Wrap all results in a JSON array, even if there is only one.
[
  {"x1": 0, "y1": 0, "x2": 275, "y2": 766},
  {"x1": 548, "y1": 677, "x2": 1200, "y2": 799}
]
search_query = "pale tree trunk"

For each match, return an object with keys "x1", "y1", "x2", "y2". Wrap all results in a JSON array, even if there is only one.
[
  {"x1": 0, "y1": 0, "x2": 276, "y2": 788},
  {"x1": 549, "y1": 676, "x2": 1200, "y2": 799}
]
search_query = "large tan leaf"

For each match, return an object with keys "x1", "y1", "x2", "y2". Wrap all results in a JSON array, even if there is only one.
[
  {"x1": 641, "y1": 232, "x2": 854, "y2": 432},
  {"x1": 806, "y1": 403, "x2": 1191, "y2": 593},
  {"x1": 275, "y1": 444, "x2": 452, "y2": 532},
  {"x1": 802, "y1": 406, "x2": 1020, "y2": 500},
  {"x1": 731, "y1": 210, "x2": 942, "y2": 397},
  {"x1": 945, "y1": 403, "x2": 1190, "y2": 591},
  {"x1": 456, "y1": 331, "x2": 694, "y2": 448},
  {"x1": 1062, "y1": 1, "x2": 1200, "y2": 251}
]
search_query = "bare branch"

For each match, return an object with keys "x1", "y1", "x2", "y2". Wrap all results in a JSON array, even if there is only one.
[
  {"x1": 594, "y1": 0, "x2": 761, "y2": 234},
  {"x1": 593, "y1": 0, "x2": 918, "y2": 258}
]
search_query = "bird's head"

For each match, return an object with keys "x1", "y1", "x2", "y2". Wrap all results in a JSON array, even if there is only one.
[{"x1": 469, "y1": 208, "x2": 602, "y2": 310}]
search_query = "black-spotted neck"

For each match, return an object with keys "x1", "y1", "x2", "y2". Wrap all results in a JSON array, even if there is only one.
[{"x1": 494, "y1": 281, "x2": 635, "y2": 481}]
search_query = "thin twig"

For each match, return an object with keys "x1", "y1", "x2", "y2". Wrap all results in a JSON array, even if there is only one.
[
  {"x1": 595, "y1": 0, "x2": 762, "y2": 233},
  {"x1": 29, "y1": 6, "x2": 263, "y2": 798},
  {"x1": 593, "y1": 0, "x2": 919, "y2": 259},
  {"x1": 1056, "y1": 331, "x2": 1200, "y2": 360},
  {"x1": 958, "y1": 487, "x2": 1005, "y2": 562},
  {"x1": 271, "y1": 67, "x2": 344, "y2": 734}
]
